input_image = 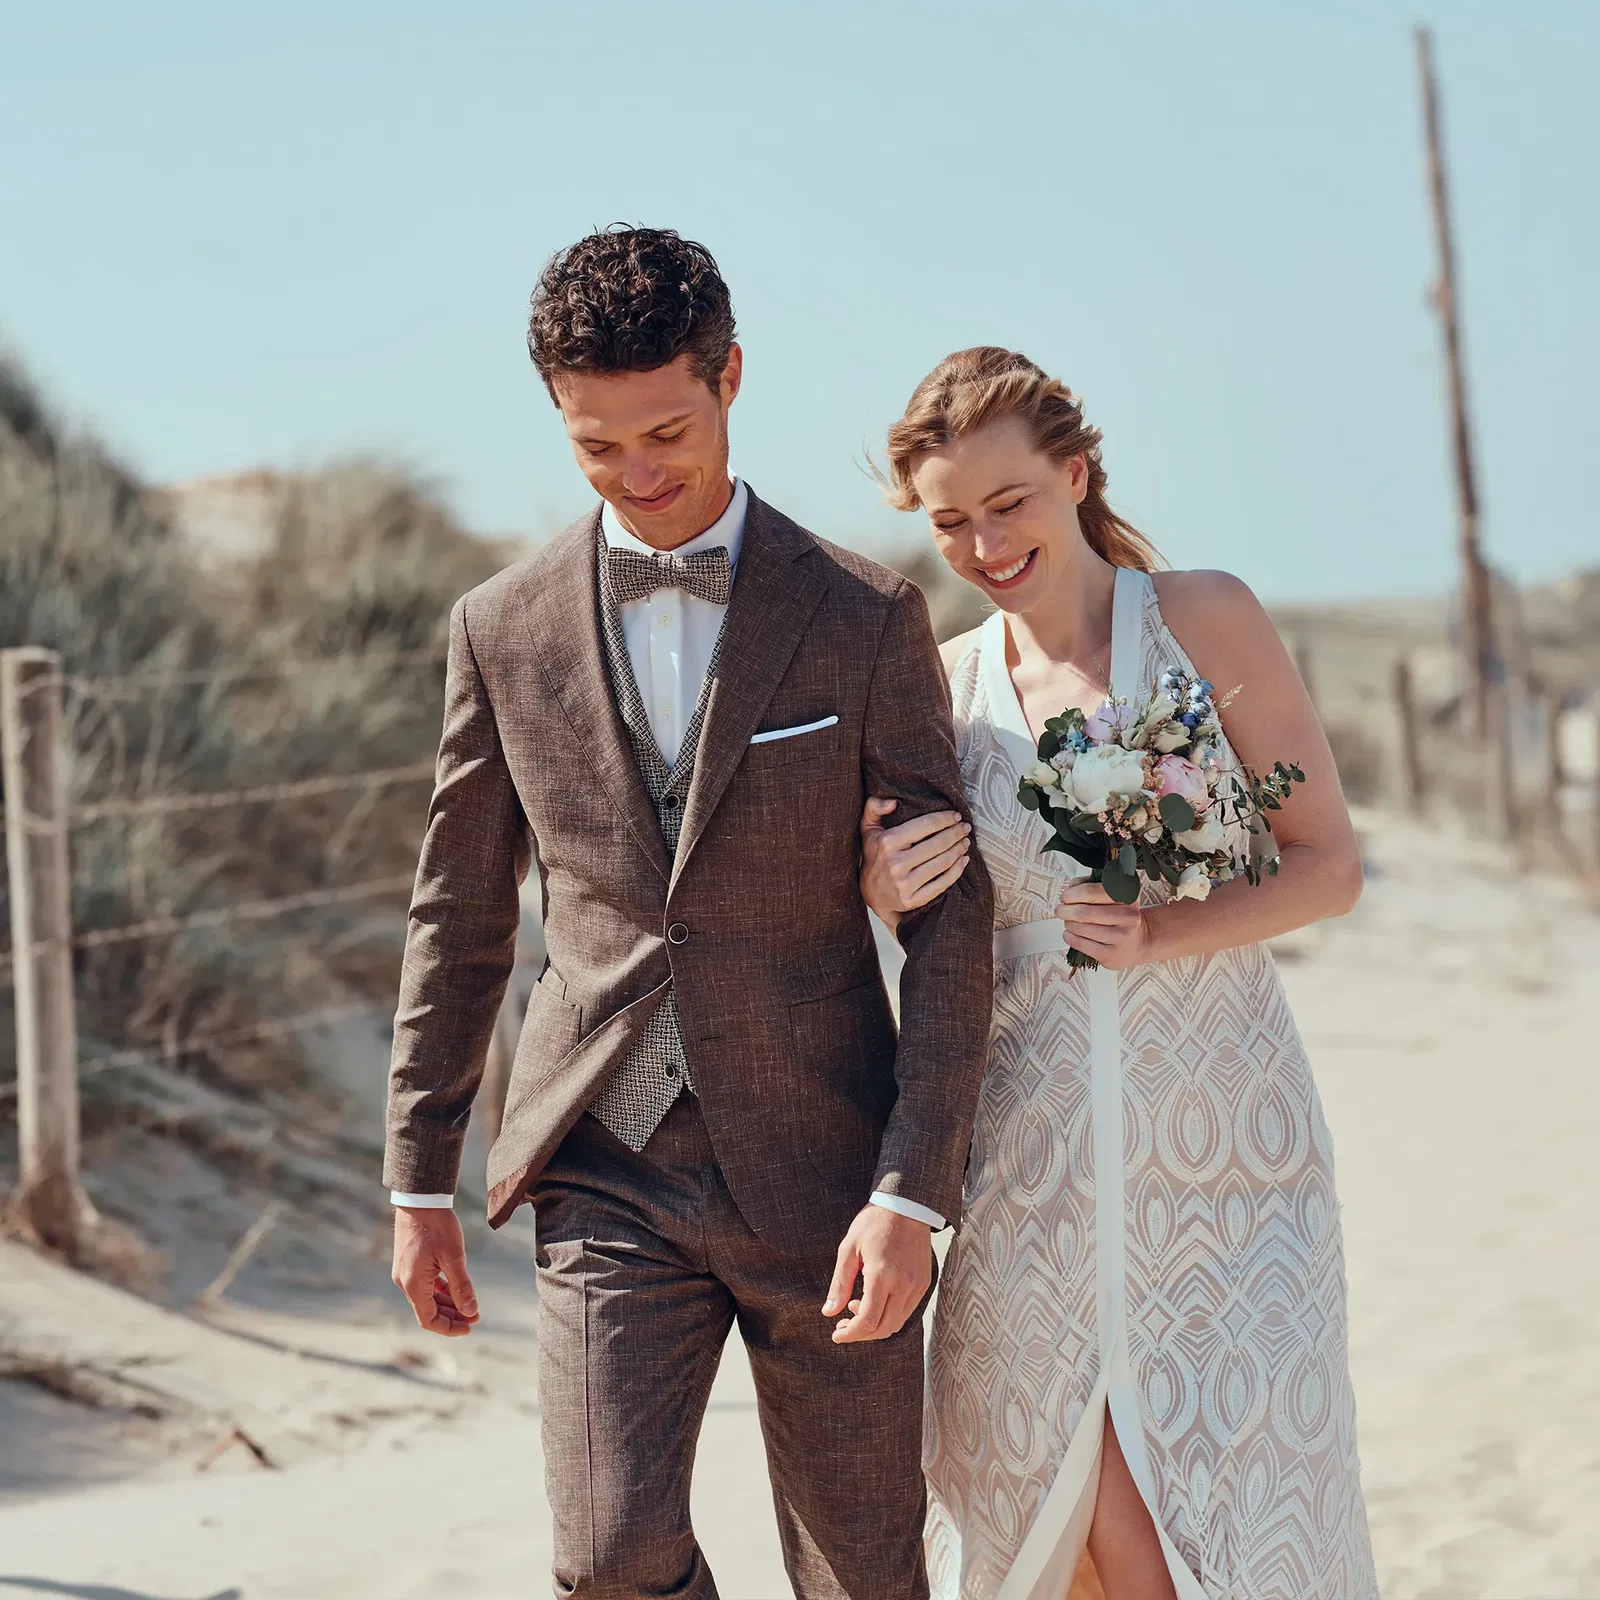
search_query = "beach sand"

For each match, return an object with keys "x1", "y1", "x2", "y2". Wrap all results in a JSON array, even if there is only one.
[{"x1": 0, "y1": 808, "x2": 1596, "y2": 1599}]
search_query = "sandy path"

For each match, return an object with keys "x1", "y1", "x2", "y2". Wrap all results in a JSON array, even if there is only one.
[
  {"x1": 0, "y1": 1338, "x2": 788, "y2": 1600},
  {"x1": 1, "y1": 811, "x2": 1596, "y2": 1598},
  {"x1": 1277, "y1": 815, "x2": 1600, "y2": 1598}
]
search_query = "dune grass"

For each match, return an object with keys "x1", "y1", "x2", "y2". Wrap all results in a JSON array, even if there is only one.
[{"x1": 0, "y1": 356, "x2": 506, "y2": 1150}]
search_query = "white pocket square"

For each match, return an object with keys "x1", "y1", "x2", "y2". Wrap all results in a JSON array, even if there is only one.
[{"x1": 749, "y1": 715, "x2": 839, "y2": 745}]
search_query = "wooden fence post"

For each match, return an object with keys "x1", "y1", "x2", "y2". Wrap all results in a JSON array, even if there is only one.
[
  {"x1": 1540, "y1": 688, "x2": 1564, "y2": 844},
  {"x1": 1391, "y1": 656, "x2": 1427, "y2": 816},
  {"x1": 1, "y1": 648, "x2": 86, "y2": 1253},
  {"x1": 1591, "y1": 706, "x2": 1600, "y2": 875},
  {"x1": 1485, "y1": 669, "x2": 1516, "y2": 842}
]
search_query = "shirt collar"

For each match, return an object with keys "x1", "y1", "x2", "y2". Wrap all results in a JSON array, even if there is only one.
[{"x1": 601, "y1": 477, "x2": 747, "y2": 577}]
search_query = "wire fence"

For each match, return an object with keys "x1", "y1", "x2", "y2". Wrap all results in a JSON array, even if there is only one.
[
  {"x1": 0, "y1": 647, "x2": 442, "y2": 1105},
  {"x1": 0, "y1": 1000, "x2": 392, "y2": 1105},
  {"x1": 69, "y1": 761, "x2": 436, "y2": 824}
]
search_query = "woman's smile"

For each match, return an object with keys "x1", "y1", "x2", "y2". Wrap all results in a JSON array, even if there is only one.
[{"x1": 975, "y1": 548, "x2": 1038, "y2": 589}]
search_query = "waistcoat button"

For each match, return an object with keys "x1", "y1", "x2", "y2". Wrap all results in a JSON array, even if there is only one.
[
  {"x1": 667, "y1": 922, "x2": 689, "y2": 946},
  {"x1": 660, "y1": 793, "x2": 679, "y2": 809}
]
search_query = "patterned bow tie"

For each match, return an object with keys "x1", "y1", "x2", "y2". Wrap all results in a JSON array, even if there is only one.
[{"x1": 606, "y1": 544, "x2": 733, "y2": 607}]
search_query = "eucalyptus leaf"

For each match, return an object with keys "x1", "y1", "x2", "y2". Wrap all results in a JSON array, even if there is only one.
[
  {"x1": 1102, "y1": 858, "x2": 1140, "y2": 904},
  {"x1": 1157, "y1": 793, "x2": 1195, "y2": 833},
  {"x1": 1017, "y1": 782, "x2": 1041, "y2": 812},
  {"x1": 1038, "y1": 729, "x2": 1062, "y2": 761},
  {"x1": 1044, "y1": 834, "x2": 1105, "y2": 869}
]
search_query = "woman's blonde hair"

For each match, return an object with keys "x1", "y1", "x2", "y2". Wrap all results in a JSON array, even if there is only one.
[{"x1": 884, "y1": 346, "x2": 1162, "y2": 572}]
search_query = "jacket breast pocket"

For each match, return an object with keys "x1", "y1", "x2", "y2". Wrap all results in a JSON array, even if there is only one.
[
  {"x1": 504, "y1": 973, "x2": 583, "y2": 1121},
  {"x1": 741, "y1": 717, "x2": 846, "y2": 773}
]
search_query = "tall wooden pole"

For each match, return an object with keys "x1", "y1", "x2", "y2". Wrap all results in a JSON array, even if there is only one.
[
  {"x1": 1416, "y1": 26, "x2": 1513, "y2": 837},
  {"x1": 1416, "y1": 26, "x2": 1493, "y2": 735},
  {"x1": 1, "y1": 649, "x2": 85, "y2": 1253}
]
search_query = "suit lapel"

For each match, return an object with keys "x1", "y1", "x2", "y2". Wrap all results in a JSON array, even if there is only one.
[
  {"x1": 528, "y1": 510, "x2": 672, "y2": 883},
  {"x1": 673, "y1": 492, "x2": 826, "y2": 887}
]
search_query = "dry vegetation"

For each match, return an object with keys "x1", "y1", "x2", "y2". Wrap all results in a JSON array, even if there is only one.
[{"x1": 0, "y1": 357, "x2": 507, "y2": 1210}]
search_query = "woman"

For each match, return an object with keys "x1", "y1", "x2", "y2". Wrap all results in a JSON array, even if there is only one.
[{"x1": 860, "y1": 348, "x2": 1379, "y2": 1600}]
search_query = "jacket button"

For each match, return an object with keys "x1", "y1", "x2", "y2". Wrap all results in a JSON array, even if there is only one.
[{"x1": 667, "y1": 922, "x2": 689, "y2": 946}]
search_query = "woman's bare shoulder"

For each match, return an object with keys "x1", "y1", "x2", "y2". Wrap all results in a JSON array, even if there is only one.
[
  {"x1": 1153, "y1": 568, "x2": 1273, "y2": 644},
  {"x1": 939, "y1": 625, "x2": 984, "y2": 678},
  {"x1": 1152, "y1": 566, "x2": 1259, "y2": 614},
  {"x1": 1151, "y1": 568, "x2": 1288, "y2": 687}
]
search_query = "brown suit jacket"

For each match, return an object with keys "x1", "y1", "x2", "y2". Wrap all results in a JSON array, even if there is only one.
[{"x1": 383, "y1": 489, "x2": 994, "y2": 1246}]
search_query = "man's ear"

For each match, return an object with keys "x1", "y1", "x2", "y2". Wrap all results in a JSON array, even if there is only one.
[{"x1": 719, "y1": 342, "x2": 744, "y2": 410}]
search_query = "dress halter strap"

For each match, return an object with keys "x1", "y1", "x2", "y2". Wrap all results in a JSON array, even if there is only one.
[{"x1": 1109, "y1": 566, "x2": 1149, "y2": 705}]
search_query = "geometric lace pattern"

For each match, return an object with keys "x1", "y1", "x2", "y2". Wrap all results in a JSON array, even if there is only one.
[{"x1": 924, "y1": 580, "x2": 1380, "y2": 1598}]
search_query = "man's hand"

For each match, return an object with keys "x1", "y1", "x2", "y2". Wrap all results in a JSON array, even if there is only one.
[
  {"x1": 821, "y1": 1204, "x2": 933, "y2": 1344},
  {"x1": 392, "y1": 1206, "x2": 480, "y2": 1337}
]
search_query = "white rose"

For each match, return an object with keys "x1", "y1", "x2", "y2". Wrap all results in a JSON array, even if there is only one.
[
  {"x1": 1025, "y1": 760, "x2": 1060, "y2": 791},
  {"x1": 1049, "y1": 747, "x2": 1078, "y2": 774},
  {"x1": 1124, "y1": 803, "x2": 1150, "y2": 831},
  {"x1": 1143, "y1": 825, "x2": 1164, "y2": 843},
  {"x1": 1151, "y1": 722, "x2": 1191, "y2": 753},
  {"x1": 1068, "y1": 745, "x2": 1149, "y2": 813},
  {"x1": 1174, "y1": 863, "x2": 1212, "y2": 901},
  {"x1": 1175, "y1": 812, "x2": 1226, "y2": 854}
]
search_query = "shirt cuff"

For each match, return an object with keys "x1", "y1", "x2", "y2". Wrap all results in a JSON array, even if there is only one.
[
  {"x1": 869, "y1": 1190, "x2": 946, "y2": 1231},
  {"x1": 391, "y1": 1191, "x2": 456, "y2": 1209}
]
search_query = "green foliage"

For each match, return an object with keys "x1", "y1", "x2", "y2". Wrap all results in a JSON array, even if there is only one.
[{"x1": 1157, "y1": 793, "x2": 1195, "y2": 833}]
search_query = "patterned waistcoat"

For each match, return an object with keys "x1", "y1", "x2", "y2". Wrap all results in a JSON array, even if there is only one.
[{"x1": 584, "y1": 534, "x2": 727, "y2": 1150}]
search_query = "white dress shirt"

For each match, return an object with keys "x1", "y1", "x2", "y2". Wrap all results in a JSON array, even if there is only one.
[{"x1": 393, "y1": 478, "x2": 943, "y2": 1231}]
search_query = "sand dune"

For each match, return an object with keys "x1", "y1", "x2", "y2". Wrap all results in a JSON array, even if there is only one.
[{"x1": 0, "y1": 808, "x2": 1596, "y2": 1599}]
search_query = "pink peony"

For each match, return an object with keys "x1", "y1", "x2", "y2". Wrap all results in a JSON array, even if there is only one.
[
  {"x1": 1151, "y1": 754, "x2": 1210, "y2": 813},
  {"x1": 1083, "y1": 700, "x2": 1135, "y2": 744}
]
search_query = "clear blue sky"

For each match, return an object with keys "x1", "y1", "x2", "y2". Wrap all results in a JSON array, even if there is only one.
[{"x1": 2, "y1": 2, "x2": 1594, "y2": 599}]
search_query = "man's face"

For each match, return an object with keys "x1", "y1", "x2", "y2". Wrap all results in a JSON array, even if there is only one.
[{"x1": 552, "y1": 347, "x2": 742, "y2": 550}]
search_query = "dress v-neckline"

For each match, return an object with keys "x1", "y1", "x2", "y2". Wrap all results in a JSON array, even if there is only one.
[{"x1": 978, "y1": 567, "x2": 1148, "y2": 774}]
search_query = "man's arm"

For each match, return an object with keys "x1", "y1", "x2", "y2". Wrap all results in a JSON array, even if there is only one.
[
  {"x1": 822, "y1": 579, "x2": 993, "y2": 1344},
  {"x1": 385, "y1": 596, "x2": 530, "y2": 1334},
  {"x1": 859, "y1": 578, "x2": 994, "y2": 1222}
]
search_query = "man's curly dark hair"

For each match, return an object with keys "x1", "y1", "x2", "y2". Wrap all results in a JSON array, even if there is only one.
[{"x1": 527, "y1": 226, "x2": 737, "y2": 399}]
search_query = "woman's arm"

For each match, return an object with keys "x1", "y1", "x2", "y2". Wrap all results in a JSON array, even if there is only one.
[
  {"x1": 860, "y1": 799, "x2": 972, "y2": 933},
  {"x1": 1058, "y1": 570, "x2": 1362, "y2": 969},
  {"x1": 858, "y1": 628, "x2": 979, "y2": 931}
]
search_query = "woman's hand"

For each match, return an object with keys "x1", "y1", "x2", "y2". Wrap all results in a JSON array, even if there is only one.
[
  {"x1": 1056, "y1": 879, "x2": 1155, "y2": 971},
  {"x1": 859, "y1": 797, "x2": 972, "y2": 929}
]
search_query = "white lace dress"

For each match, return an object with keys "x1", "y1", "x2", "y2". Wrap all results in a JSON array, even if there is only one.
[{"x1": 924, "y1": 569, "x2": 1378, "y2": 1600}]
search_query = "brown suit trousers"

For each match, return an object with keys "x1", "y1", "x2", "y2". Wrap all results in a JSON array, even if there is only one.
[
  {"x1": 534, "y1": 1095, "x2": 933, "y2": 1598},
  {"x1": 384, "y1": 490, "x2": 994, "y2": 1596}
]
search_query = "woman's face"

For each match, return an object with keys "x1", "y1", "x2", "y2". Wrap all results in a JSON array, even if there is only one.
[{"x1": 909, "y1": 416, "x2": 1090, "y2": 614}]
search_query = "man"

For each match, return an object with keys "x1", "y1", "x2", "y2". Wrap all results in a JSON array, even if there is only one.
[{"x1": 384, "y1": 226, "x2": 993, "y2": 1598}]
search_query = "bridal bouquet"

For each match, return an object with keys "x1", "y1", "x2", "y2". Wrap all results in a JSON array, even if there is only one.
[{"x1": 1017, "y1": 666, "x2": 1304, "y2": 972}]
